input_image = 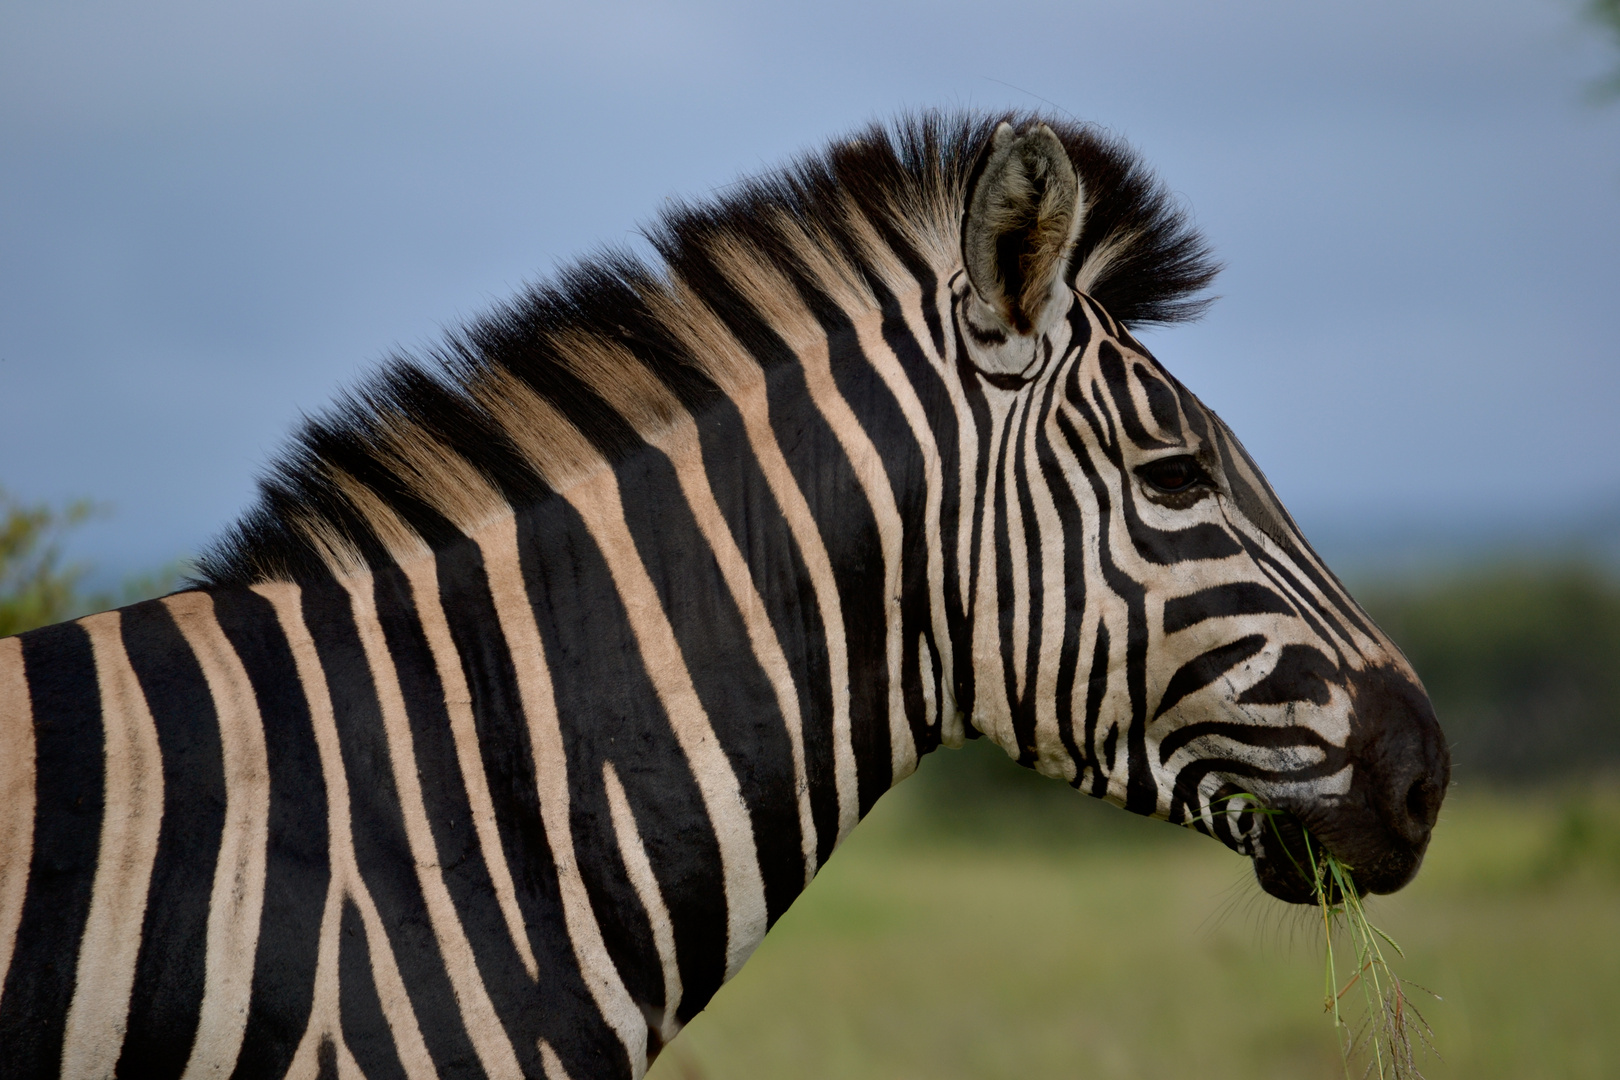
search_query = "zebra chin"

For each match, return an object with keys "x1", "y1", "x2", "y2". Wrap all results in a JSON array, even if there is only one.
[{"x1": 1246, "y1": 663, "x2": 1452, "y2": 905}]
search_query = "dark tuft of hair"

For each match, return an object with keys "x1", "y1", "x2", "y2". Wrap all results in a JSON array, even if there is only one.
[{"x1": 195, "y1": 110, "x2": 1219, "y2": 587}]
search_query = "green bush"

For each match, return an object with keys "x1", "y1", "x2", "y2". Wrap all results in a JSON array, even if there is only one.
[
  {"x1": 0, "y1": 489, "x2": 101, "y2": 637},
  {"x1": 0, "y1": 488, "x2": 184, "y2": 637},
  {"x1": 1362, "y1": 563, "x2": 1620, "y2": 781}
]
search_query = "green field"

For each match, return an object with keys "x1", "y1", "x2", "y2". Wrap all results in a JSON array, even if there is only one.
[{"x1": 648, "y1": 751, "x2": 1620, "y2": 1080}]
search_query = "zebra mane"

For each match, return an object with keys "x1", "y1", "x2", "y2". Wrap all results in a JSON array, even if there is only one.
[{"x1": 195, "y1": 111, "x2": 1219, "y2": 587}]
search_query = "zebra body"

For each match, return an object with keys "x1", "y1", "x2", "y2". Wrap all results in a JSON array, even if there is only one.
[{"x1": 0, "y1": 114, "x2": 1449, "y2": 1079}]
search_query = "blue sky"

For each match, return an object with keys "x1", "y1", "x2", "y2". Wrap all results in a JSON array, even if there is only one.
[{"x1": 3, "y1": 0, "x2": 1618, "y2": 582}]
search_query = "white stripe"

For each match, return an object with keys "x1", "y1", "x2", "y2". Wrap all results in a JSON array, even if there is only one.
[
  {"x1": 726, "y1": 380, "x2": 861, "y2": 843},
  {"x1": 602, "y1": 760, "x2": 682, "y2": 1046},
  {"x1": 970, "y1": 394, "x2": 1018, "y2": 749},
  {"x1": 344, "y1": 573, "x2": 525, "y2": 1080},
  {"x1": 918, "y1": 632, "x2": 937, "y2": 730},
  {"x1": 791, "y1": 323, "x2": 913, "y2": 783},
  {"x1": 1026, "y1": 375, "x2": 1077, "y2": 779},
  {"x1": 253, "y1": 582, "x2": 439, "y2": 1080},
  {"x1": 60, "y1": 611, "x2": 165, "y2": 1079},
  {"x1": 645, "y1": 289, "x2": 861, "y2": 843},
  {"x1": 398, "y1": 555, "x2": 540, "y2": 979},
  {"x1": 1003, "y1": 385, "x2": 1036, "y2": 704},
  {"x1": 848, "y1": 300, "x2": 957, "y2": 729},
  {"x1": 650, "y1": 416, "x2": 819, "y2": 887},
  {"x1": 0, "y1": 636, "x2": 35, "y2": 1008},
  {"x1": 947, "y1": 279, "x2": 987, "y2": 642},
  {"x1": 332, "y1": 1037, "x2": 369, "y2": 1080},
  {"x1": 163, "y1": 591, "x2": 272, "y2": 1080},
  {"x1": 279, "y1": 867, "x2": 344, "y2": 1080},
  {"x1": 1050, "y1": 391, "x2": 1126, "y2": 795},
  {"x1": 538, "y1": 1038, "x2": 576, "y2": 1080},
  {"x1": 560, "y1": 471, "x2": 769, "y2": 982},
  {"x1": 475, "y1": 519, "x2": 648, "y2": 1074}
]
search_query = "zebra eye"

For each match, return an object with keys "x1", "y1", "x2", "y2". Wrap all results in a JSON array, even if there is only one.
[{"x1": 1137, "y1": 455, "x2": 1208, "y2": 494}]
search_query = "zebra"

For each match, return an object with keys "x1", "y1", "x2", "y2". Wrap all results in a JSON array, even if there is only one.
[{"x1": 0, "y1": 112, "x2": 1449, "y2": 1079}]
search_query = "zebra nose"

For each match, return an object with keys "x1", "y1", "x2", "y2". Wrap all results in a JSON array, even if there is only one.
[
  {"x1": 1349, "y1": 664, "x2": 1451, "y2": 848},
  {"x1": 1383, "y1": 759, "x2": 1446, "y2": 846}
]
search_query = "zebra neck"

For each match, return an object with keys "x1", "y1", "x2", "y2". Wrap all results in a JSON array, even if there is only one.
[{"x1": 304, "y1": 331, "x2": 953, "y2": 1047}]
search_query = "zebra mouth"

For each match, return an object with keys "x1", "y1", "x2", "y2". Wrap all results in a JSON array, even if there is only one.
[
  {"x1": 1249, "y1": 662, "x2": 1449, "y2": 905},
  {"x1": 1249, "y1": 810, "x2": 1361, "y2": 906},
  {"x1": 1249, "y1": 798, "x2": 1434, "y2": 904}
]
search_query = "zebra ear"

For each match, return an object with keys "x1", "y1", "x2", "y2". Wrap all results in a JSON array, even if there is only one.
[{"x1": 961, "y1": 122, "x2": 1084, "y2": 338}]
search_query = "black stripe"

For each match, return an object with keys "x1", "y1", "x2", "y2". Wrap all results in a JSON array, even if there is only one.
[
  {"x1": 1015, "y1": 371, "x2": 1063, "y2": 753},
  {"x1": 665, "y1": 236, "x2": 893, "y2": 812},
  {"x1": 846, "y1": 271, "x2": 939, "y2": 760},
  {"x1": 1235, "y1": 534, "x2": 1351, "y2": 667},
  {"x1": 1033, "y1": 350, "x2": 1089, "y2": 780},
  {"x1": 859, "y1": 202, "x2": 948, "y2": 358},
  {"x1": 691, "y1": 391, "x2": 842, "y2": 873},
  {"x1": 434, "y1": 537, "x2": 629, "y2": 1080},
  {"x1": 951, "y1": 292, "x2": 993, "y2": 725},
  {"x1": 1162, "y1": 582, "x2": 1295, "y2": 636},
  {"x1": 115, "y1": 599, "x2": 226, "y2": 1080},
  {"x1": 1210, "y1": 422, "x2": 1377, "y2": 643},
  {"x1": 1082, "y1": 624, "x2": 1111, "y2": 798},
  {"x1": 1056, "y1": 388, "x2": 1156, "y2": 815},
  {"x1": 990, "y1": 391, "x2": 1025, "y2": 754},
  {"x1": 1133, "y1": 360, "x2": 1184, "y2": 443},
  {"x1": 1153, "y1": 635, "x2": 1268, "y2": 721},
  {"x1": 371, "y1": 561, "x2": 548, "y2": 1065},
  {"x1": 338, "y1": 899, "x2": 409, "y2": 1080},
  {"x1": 877, "y1": 275, "x2": 965, "y2": 729},
  {"x1": 1097, "y1": 341, "x2": 1176, "y2": 451},
  {"x1": 962, "y1": 312, "x2": 1008, "y2": 346},
  {"x1": 1160, "y1": 719, "x2": 1345, "y2": 767},
  {"x1": 299, "y1": 582, "x2": 481, "y2": 1077},
  {"x1": 1168, "y1": 371, "x2": 1212, "y2": 445},
  {"x1": 0, "y1": 621, "x2": 103, "y2": 1077},
  {"x1": 1167, "y1": 727, "x2": 1350, "y2": 822},
  {"x1": 512, "y1": 500, "x2": 721, "y2": 1040},
  {"x1": 1236, "y1": 644, "x2": 1337, "y2": 707},
  {"x1": 212, "y1": 587, "x2": 330, "y2": 1080},
  {"x1": 315, "y1": 1038, "x2": 340, "y2": 1080},
  {"x1": 618, "y1": 443, "x2": 802, "y2": 927},
  {"x1": 1122, "y1": 487, "x2": 1243, "y2": 564},
  {"x1": 762, "y1": 337, "x2": 891, "y2": 815},
  {"x1": 1011, "y1": 386, "x2": 1046, "y2": 762}
]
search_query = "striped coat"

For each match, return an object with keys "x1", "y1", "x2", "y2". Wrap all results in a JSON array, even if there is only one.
[{"x1": 0, "y1": 113, "x2": 1448, "y2": 1079}]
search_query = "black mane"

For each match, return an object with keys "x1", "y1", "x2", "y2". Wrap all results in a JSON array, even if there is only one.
[{"x1": 195, "y1": 111, "x2": 1219, "y2": 588}]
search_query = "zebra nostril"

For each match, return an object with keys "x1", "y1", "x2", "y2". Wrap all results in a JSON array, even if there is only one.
[{"x1": 1405, "y1": 777, "x2": 1438, "y2": 831}]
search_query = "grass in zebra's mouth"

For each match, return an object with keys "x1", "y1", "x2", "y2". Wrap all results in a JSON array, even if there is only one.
[{"x1": 1224, "y1": 795, "x2": 1439, "y2": 1080}]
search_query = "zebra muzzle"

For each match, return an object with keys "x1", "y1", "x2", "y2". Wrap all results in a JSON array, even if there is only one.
[{"x1": 1252, "y1": 663, "x2": 1451, "y2": 904}]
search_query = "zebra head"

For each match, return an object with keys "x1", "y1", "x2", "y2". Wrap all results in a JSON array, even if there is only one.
[{"x1": 952, "y1": 122, "x2": 1450, "y2": 902}]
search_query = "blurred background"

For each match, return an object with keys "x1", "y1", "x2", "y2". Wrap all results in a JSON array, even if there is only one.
[{"x1": 4, "y1": 1, "x2": 1619, "y2": 1076}]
